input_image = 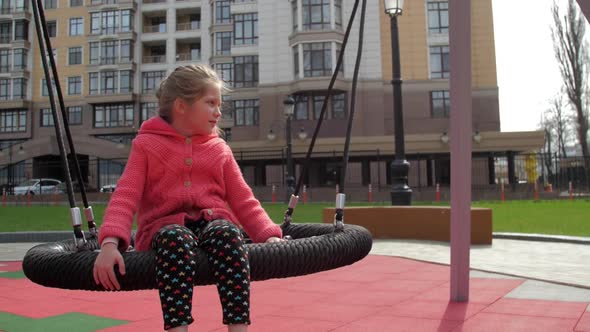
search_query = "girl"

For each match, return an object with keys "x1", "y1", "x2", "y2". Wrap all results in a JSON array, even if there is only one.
[{"x1": 93, "y1": 64, "x2": 283, "y2": 332}]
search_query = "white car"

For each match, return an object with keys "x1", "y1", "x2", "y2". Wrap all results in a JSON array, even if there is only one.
[
  {"x1": 100, "y1": 184, "x2": 117, "y2": 193},
  {"x1": 13, "y1": 178, "x2": 62, "y2": 195}
]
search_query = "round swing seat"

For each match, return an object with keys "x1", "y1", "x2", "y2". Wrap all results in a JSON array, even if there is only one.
[{"x1": 22, "y1": 223, "x2": 372, "y2": 291}]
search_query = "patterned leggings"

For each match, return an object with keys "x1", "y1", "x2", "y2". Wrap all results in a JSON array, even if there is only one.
[{"x1": 151, "y1": 219, "x2": 250, "y2": 330}]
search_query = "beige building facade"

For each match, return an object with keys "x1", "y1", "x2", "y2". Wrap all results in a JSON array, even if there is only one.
[{"x1": 0, "y1": 0, "x2": 543, "y2": 196}]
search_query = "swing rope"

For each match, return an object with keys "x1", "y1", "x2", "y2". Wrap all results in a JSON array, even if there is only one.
[{"x1": 284, "y1": 0, "x2": 367, "y2": 229}]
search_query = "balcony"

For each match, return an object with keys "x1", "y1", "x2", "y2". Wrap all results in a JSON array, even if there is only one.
[
  {"x1": 143, "y1": 54, "x2": 166, "y2": 63},
  {"x1": 176, "y1": 53, "x2": 200, "y2": 62},
  {"x1": 143, "y1": 24, "x2": 166, "y2": 33},
  {"x1": 176, "y1": 21, "x2": 200, "y2": 31}
]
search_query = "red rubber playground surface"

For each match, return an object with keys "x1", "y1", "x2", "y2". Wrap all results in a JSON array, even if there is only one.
[{"x1": 1, "y1": 255, "x2": 589, "y2": 331}]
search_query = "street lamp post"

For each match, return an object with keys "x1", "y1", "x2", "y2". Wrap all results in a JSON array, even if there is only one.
[
  {"x1": 384, "y1": 0, "x2": 412, "y2": 205},
  {"x1": 283, "y1": 96, "x2": 295, "y2": 201}
]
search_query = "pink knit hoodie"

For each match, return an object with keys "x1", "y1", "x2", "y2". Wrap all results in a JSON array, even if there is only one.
[{"x1": 98, "y1": 116, "x2": 282, "y2": 251}]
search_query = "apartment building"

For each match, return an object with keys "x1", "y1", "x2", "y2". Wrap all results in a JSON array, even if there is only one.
[{"x1": 0, "y1": 0, "x2": 544, "y2": 193}]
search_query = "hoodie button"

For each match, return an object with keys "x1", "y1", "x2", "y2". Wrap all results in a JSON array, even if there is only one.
[
  {"x1": 206, "y1": 209, "x2": 213, "y2": 216},
  {"x1": 185, "y1": 138, "x2": 192, "y2": 145},
  {"x1": 185, "y1": 158, "x2": 193, "y2": 166},
  {"x1": 184, "y1": 181, "x2": 192, "y2": 187}
]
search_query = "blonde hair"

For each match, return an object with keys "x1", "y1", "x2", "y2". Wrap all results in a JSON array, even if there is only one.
[{"x1": 156, "y1": 64, "x2": 226, "y2": 124}]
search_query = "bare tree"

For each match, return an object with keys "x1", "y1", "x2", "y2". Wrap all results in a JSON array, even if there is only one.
[
  {"x1": 551, "y1": 0, "x2": 590, "y2": 159},
  {"x1": 543, "y1": 95, "x2": 571, "y2": 158}
]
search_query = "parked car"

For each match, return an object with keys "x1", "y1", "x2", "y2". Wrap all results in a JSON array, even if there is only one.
[
  {"x1": 100, "y1": 184, "x2": 117, "y2": 193},
  {"x1": 13, "y1": 178, "x2": 62, "y2": 195},
  {"x1": 55, "y1": 181, "x2": 96, "y2": 194}
]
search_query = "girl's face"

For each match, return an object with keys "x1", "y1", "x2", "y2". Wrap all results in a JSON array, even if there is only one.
[{"x1": 180, "y1": 85, "x2": 222, "y2": 136}]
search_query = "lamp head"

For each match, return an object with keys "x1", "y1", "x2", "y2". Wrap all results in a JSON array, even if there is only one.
[
  {"x1": 283, "y1": 95, "x2": 295, "y2": 117},
  {"x1": 384, "y1": 0, "x2": 404, "y2": 17},
  {"x1": 267, "y1": 129, "x2": 277, "y2": 141}
]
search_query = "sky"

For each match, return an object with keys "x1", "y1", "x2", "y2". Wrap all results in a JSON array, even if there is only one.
[{"x1": 491, "y1": 0, "x2": 589, "y2": 132}]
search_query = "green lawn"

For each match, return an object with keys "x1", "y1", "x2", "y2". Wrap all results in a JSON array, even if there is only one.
[{"x1": 0, "y1": 200, "x2": 588, "y2": 237}]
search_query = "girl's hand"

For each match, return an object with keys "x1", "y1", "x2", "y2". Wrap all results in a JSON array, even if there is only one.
[
  {"x1": 93, "y1": 243, "x2": 126, "y2": 290},
  {"x1": 265, "y1": 236, "x2": 283, "y2": 243}
]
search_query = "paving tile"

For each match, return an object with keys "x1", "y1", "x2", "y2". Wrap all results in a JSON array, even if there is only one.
[
  {"x1": 483, "y1": 298, "x2": 588, "y2": 319},
  {"x1": 575, "y1": 311, "x2": 590, "y2": 332},
  {"x1": 415, "y1": 278, "x2": 524, "y2": 304},
  {"x1": 269, "y1": 302, "x2": 384, "y2": 323},
  {"x1": 365, "y1": 278, "x2": 447, "y2": 293},
  {"x1": 323, "y1": 290, "x2": 417, "y2": 307},
  {"x1": 386, "y1": 300, "x2": 487, "y2": 321},
  {"x1": 505, "y1": 280, "x2": 590, "y2": 302},
  {"x1": 332, "y1": 315, "x2": 461, "y2": 332},
  {"x1": 452, "y1": 312, "x2": 578, "y2": 332}
]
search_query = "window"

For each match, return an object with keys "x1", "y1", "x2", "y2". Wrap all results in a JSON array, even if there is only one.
[
  {"x1": 93, "y1": 103, "x2": 134, "y2": 128},
  {"x1": 0, "y1": 79, "x2": 9, "y2": 100},
  {"x1": 13, "y1": 78, "x2": 26, "y2": 99},
  {"x1": 120, "y1": 40, "x2": 133, "y2": 63},
  {"x1": 68, "y1": 47, "x2": 82, "y2": 65},
  {"x1": 101, "y1": 40, "x2": 117, "y2": 64},
  {"x1": 14, "y1": 20, "x2": 28, "y2": 41},
  {"x1": 292, "y1": 0, "x2": 298, "y2": 31},
  {"x1": 69, "y1": 18, "x2": 83, "y2": 36},
  {"x1": 234, "y1": 99, "x2": 258, "y2": 126},
  {"x1": 233, "y1": 56, "x2": 258, "y2": 88},
  {"x1": 293, "y1": 46, "x2": 299, "y2": 77},
  {"x1": 47, "y1": 21, "x2": 57, "y2": 37},
  {"x1": 91, "y1": 10, "x2": 128, "y2": 35},
  {"x1": 0, "y1": 49, "x2": 9, "y2": 73},
  {"x1": 334, "y1": 0, "x2": 342, "y2": 29},
  {"x1": 89, "y1": 42, "x2": 99, "y2": 64},
  {"x1": 119, "y1": 70, "x2": 133, "y2": 93},
  {"x1": 142, "y1": 71, "x2": 165, "y2": 93},
  {"x1": 67, "y1": 106, "x2": 82, "y2": 125},
  {"x1": 332, "y1": 92, "x2": 346, "y2": 119},
  {"x1": 40, "y1": 108, "x2": 54, "y2": 127},
  {"x1": 140, "y1": 102, "x2": 158, "y2": 124},
  {"x1": 293, "y1": 91, "x2": 346, "y2": 120},
  {"x1": 101, "y1": 71, "x2": 117, "y2": 94},
  {"x1": 67, "y1": 76, "x2": 81, "y2": 95},
  {"x1": 90, "y1": 13, "x2": 100, "y2": 34},
  {"x1": 102, "y1": 10, "x2": 118, "y2": 34},
  {"x1": 431, "y1": 90, "x2": 450, "y2": 118},
  {"x1": 233, "y1": 13, "x2": 257, "y2": 45},
  {"x1": 45, "y1": 48, "x2": 57, "y2": 66},
  {"x1": 303, "y1": 42, "x2": 332, "y2": 77},
  {"x1": 70, "y1": 0, "x2": 83, "y2": 7},
  {"x1": 295, "y1": 95, "x2": 308, "y2": 120},
  {"x1": 44, "y1": 0, "x2": 57, "y2": 9},
  {"x1": 221, "y1": 95, "x2": 233, "y2": 121},
  {"x1": 89, "y1": 72, "x2": 98, "y2": 94},
  {"x1": 120, "y1": 10, "x2": 132, "y2": 32},
  {"x1": 429, "y1": 45, "x2": 449, "y2": 78},
  {"x1": 13, "y1": 0, "x2": 28, "y2": 12},
  {"x1": 312, "y1": 95, "x2": 326, "y2": 120},
  {"x1": 0, "y1": 22, "x2": 11, "y2": 43},
  {"x1": 428, "y1": 1, "x2": 449, "y2": 34},
  {"x1": 0, "y1": 109, "x2": 27, "y2": 132},
  {"x1": 216, "y1": 31, "x2": 232, "y2": 55},
  {"x1": 41, "y1": 78, "x2": 55, "y2": 97},
  {"x1": 215, "y1": 0, "x2": 231, "y2": 24},
  {"x1": 302, "y1": 0, "x2": 330, "y2": 30},
  {"x1": 13, "y1": 49, "x2": 26, "y2": 70},
  {"x1": 216, "y1": 63, "x2": 232, "y2": 86}
]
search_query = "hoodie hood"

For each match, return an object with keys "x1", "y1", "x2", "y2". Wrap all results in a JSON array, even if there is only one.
[{"x1": 138, "y1": 116, "x2": 219, "y2": 144}]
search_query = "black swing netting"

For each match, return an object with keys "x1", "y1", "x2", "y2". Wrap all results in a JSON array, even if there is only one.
[{"x1": 22, "y1": 0, "x2": 373, "y2": 291}]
